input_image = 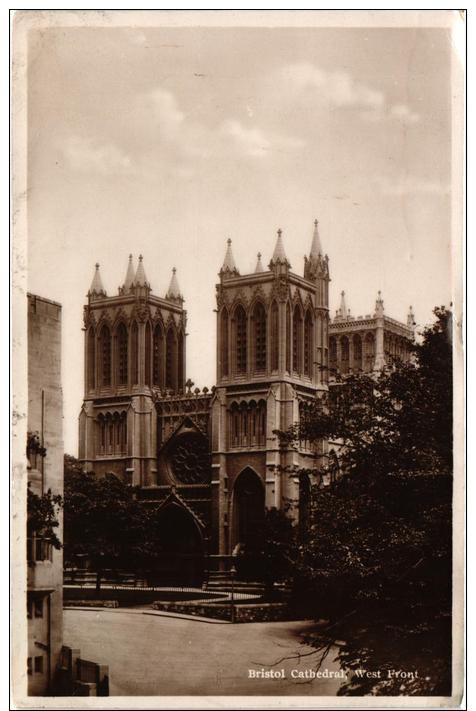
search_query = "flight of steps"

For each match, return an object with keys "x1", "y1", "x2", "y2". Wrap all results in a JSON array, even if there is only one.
[{"x1": 203, "y1": 571, "x2": 265, "y2": 597}]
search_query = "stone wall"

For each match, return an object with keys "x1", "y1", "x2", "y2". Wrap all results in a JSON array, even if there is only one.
[{"x1": 27, "y1": 294, "x2": 64, "y2": 695}]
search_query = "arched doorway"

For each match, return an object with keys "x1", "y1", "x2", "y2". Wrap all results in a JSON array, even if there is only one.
[
  {"x1": 232, "y1": 469, "x2": 265, "y2": 580},
  {"x1": 154, "y1": 504, "x2": 204, "y2": 586}
]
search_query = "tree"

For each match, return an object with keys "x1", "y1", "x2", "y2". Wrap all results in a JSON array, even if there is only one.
[
  {"x1": 63, "y1": 455, "x2": 157, "y2": 586},
  {"x1": 274, "y1": 307, "x2": 453, "y2": 695},
  {"x1": 27, "y1": 484, "x2": 62, "y2": 550}
]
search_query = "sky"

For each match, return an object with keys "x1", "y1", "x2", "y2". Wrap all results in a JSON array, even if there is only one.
[{"x1": 26, "y1": 22, "x2": 454, "y2": 455}]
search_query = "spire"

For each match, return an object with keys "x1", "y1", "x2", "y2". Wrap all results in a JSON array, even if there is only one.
[
  {"x1": 123, "y1": 254, "x2": 135, "y2": 292},
  {"x1": 134, "y1": 254, "x2": 149, "y2": 287},
  {"x1": 310, "y1": 219, "x2": 323, "y2": 258},
  {"x1": 375, "y1": 290, "x2": 384, "y2": 317},
  {"x1": 166, "y1": 267, "x2": 183, "y2": 301},
  {"x1": 339, "y1": 291, "x2": 347, "y2": 317},
  {"x1": 270, "y1": 229, "x2": 290, "y2": 266},
  {"x1": 88, "y1": 263, "x2": 106, "y2": 297},
  {"x1": 220, "y1": 239, "x2": 239, "y2": 277},
  {"x1": 407, "y1": 305, "x2": 416, "y2": 329},
  {"x1": 254, "y1": 252, "x2": 264, "y2": 273}
]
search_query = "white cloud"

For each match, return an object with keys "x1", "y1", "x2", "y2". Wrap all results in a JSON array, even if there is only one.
[
  {"x1": 145, "y1": 88, "x2": 185, "y2": 138},
  {"x1": 389, "y1": 103, "x2": 420, "y2": 125},
  {"x1": 281, "y1": 62, "x2": 420, "y2": 126},
  {"x1": 61, "y1": 136, "x2": 132, "y2": 175},
  {"x1": 222, "y1": 121, "x2": 271, "y2": 157},
  {"x1": 282, "y1": 62, "x2": 384, "y2": 109}
]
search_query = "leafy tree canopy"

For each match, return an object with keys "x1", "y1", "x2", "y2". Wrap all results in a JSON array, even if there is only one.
[{"x1": 273, "y1": 307, "x2": 453, "y2": 695}]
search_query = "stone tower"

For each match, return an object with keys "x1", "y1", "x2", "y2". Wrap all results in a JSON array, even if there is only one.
[
  {"x1": 78, "y1": 256, "x2": 186, "y2": 486},
  {"x1": 210, "y1": 221, "x2": 330, "y2": 556}
]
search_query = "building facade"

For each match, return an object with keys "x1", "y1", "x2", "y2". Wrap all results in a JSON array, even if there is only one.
[
  {"x1": 78, "y1": 222, "x2": 330, "y2": 577},
  {"x1": 27, "y1": 294, "x2": 64, "y2": 695},
  {"x1": 329, "y1": 290, "x2": 415, "y2": 377}
]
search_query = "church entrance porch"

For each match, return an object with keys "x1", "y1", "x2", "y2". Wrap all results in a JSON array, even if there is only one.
[
  {"x1": 152, "y1": 504, "x2": 204, "y2": 587},
  {"x1": 231, "y1": 468, "x2": 265, "y2": 581}
]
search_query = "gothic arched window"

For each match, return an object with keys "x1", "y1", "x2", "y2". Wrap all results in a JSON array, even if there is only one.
[
  {"x1": 286, "y1": 302, "x2": 291, "y2": 373},
  {"x1": 253, "y1": 302, "x2": 267, "y2": 372},
  {"x1": 304, "y1": 309, "x2": 313, "y2": 378},
  {"x1": 99, "y1": 324, "x2": 111, "y2": 387},
  {"x1": 144, "y1": 322, "x2": 151, "y2": 386},
  {"x1": 87, "y1": 327, "x2": 96, "y2": 390},
  {"x1": 353, "y1": 334, "x2": 362, "y2": 371},
  {"x1": 116, "y1": 323, "x2": 128, "y2": 385},
  {"x1": 166, "y1": 327, "x2": 177, "y2": 391},
  {"x1": 234, "y1": 305, "x2": 247, "y2": 374},
  {"x1": 178, "y1": 331, "x2": 184, "y2": 392},
  {"x1": 153, "y1": 323, "x2": 164, "y2": 388},
  {"x1": 293, "y1": 306, "x2": 303, "y2": 374},
  {"x1": 130, "y1": 322, "x2": 139, "y2": 385},
  {"x1": 257, "y1": 400, "x2": 266, "y2": 446},
  {"x1": 221, "y1": 309, "x2": 229, "y2": 377},
  {"x1": 270, "y1": 301, "x2": 279, "y2": 371}
]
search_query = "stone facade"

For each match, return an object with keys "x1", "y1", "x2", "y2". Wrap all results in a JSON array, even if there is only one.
[
  {"x1": 78, "y1": 222, "x2": 330, "y2": 568},
  {"x1": 27, "y1": 294, "x2": 64, "y2": 695},
  {"x1": 329, "y1": 290, "x2": 415, "y2": 377}
]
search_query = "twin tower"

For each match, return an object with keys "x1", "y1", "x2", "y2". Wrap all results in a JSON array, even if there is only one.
[{"x1": 79, "y1": 221, "x2": 330, "y2": 558}]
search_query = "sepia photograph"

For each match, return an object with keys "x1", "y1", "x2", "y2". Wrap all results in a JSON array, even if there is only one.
[{"x1": 11, "y1": 9, "x2": 464, "y2": 708}]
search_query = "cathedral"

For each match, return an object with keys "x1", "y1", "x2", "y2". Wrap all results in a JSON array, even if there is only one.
[{"x1": 78, "y1": 221, "x2": 413, "y2": 582}]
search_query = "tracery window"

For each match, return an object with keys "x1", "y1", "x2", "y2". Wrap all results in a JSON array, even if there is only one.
[
  {"x1": 235, "y1": 306, "x2": 247, "y2": 374},
  {"x1": 131, "y1": 322, "x2": 139, "y2": 385},
  {"x1": 99, "y1": 324, "x2": 111, "y2": 387},
  {"x1": 117, "y1": 323, "x2": 128, "y2": 385},
  {"x1": 87, "y1": 327, "x2": 96, "y2": 390},
  {"x1": 304, "y1": 309, "x2": 313, "y2": 378},
  {"x1": 153, "y1": 323, "x2": 164, "y2": 387},
  {"x1": 145, "y1": 322, "x2": 151, "y2": 386},
  {"x1": 221, "y1": 309, "x2": 229, "y2": 377},
  {"x1": 293, "y1": 306, "x2": 303, "y2": 374},
  {"x1": 97, "y1": 412, "x2": 127, "y2": 456},
  {"x1": 166, "y1": 327, "x2": 176, "y2": 391},
  {"x1": 228, "y1": 400, "x2": 266, "y2": 448},
  {"x1": 286, "y1": 303, "x2": 291, "y2": 372},
  {"x1": 270, "y1": 301, "x2": 279, "y2": 371},
  {"x1": 178, "y1": 331, "x2": 184, "y2": 391},
  {"x1": 253, "y1": 302, "x2": 267, "y2": 371}
]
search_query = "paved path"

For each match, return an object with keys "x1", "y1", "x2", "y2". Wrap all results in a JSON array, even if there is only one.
[{"x1": 64, "y1": 608, "x2": 345, "y2": 696}]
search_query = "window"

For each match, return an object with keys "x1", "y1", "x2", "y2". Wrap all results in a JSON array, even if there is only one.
[
  {"x1": 286, "y1": 303, "x2": 291, "y2": 372},
  {"x1": 270, "y1": 301, "x2": 279, "y2": 371},
  {"x1": 235, "y1": 306, "x2": 247, "y2": 374},
  {"x1": 34, "y1": 598, "x2": 43, "y2": 618},
  {"x1": 99, "y1": 325, "x2": 111, "y2": 387},
  {"x1": 27, "y1": 599, "x2": 33, "y2": 619},
  {"x1": 153, "y1": 324, "x2": 164, "y2": 387},
  {"x1": 145, "y1": 322, "x2": 151, "y2": 386},
  {"x1": 117, "y1": 323, "x2": 128, "y2": 385},
  {"x1": 177, "y1": 331, "x2": 184, "y2": 391},
  {"x1": 131, "y1": 322, "x2": 139, "y2": 385},
  {"x1": 27, "y1": 658, "x2": 32, "y2": 676},
  {"x1": 253, "y1": 302, "x2": 267, "y2": 371},
  {"x1": 220, "y1": 309, "x2": 229, "y2": 377},
  {"x1": 35, "y1": 656, "x2": 44, "y2": 674},
  {"x1": 293, "y1": 306, "x2": 303, "y2": 374},
  {"x1": 304, "y1": 310, "x2": 313, "y2": 377},
  {"x1": 166, "y1": 327, "x2": 176, "y2": 391},
  {"x1": 87, "y1": 328, "x2": 95, "y2": 389}
]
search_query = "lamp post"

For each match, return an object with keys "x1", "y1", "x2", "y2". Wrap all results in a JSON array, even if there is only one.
[{"x1": 230, "y1": 564, "x2": 237, "y2": 624}]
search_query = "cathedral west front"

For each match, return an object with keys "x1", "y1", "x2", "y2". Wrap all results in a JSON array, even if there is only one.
[{"x1": 78, "y1": 221, "x2": 413, "y2": 583}]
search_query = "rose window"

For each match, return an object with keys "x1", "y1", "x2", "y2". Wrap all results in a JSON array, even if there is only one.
[{"x1": 168, "y1": 433, "x2": 211, "y2": 484}]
